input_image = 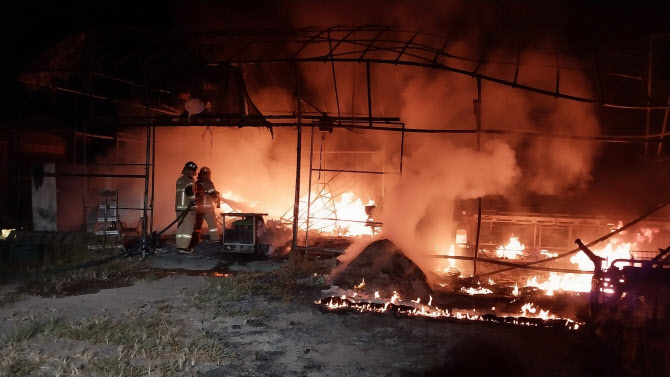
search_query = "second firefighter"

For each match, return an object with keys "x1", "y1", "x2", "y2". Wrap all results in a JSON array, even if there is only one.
[{"x1": 195, "y1": 166, "x2": 221, "y2": 243}]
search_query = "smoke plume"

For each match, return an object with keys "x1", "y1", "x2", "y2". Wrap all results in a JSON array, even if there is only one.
[{"x1": 96, "y1": 2, "x2": 605, "y2": 271}]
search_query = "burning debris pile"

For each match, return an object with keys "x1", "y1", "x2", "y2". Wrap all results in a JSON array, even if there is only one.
[
  {"x1": 332, "y1": 239, "x2": 432, "y2": 299},
  {"x1": 322, "y1": 239, "x2": 584, "y2": 330}
]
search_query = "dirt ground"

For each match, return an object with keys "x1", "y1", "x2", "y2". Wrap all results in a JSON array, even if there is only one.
[{"x1": 0, "y1": 248, "x2": 633, "y2": 377}]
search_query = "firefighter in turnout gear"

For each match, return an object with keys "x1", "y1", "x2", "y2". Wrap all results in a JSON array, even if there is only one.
[
  {"x1": 195, "y1": 166, "x2": 221, "y2": 242},
  {"x1": 175, "y1": 161, "x2": 198, "y2": 252}
]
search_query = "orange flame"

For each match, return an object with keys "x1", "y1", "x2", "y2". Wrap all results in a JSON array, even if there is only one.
[
  {"x1": 523, "y1": 227, "x2": 657, "y2": 295},
  {"x1": 317, "y1": 290, "x2": 581, "y2": 330},
  {"x1": 299, "y1": 191, "x2": 373, "y2": 236},
  {"x1": 496, "y1": 236, "x2": 525, "y2": 259}
]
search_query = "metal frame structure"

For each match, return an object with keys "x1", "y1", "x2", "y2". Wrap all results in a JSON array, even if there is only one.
[
  {"x1": 15, "y1": 26, "x2": 670, "y2": 258},
  {"x1": 21, "y1": 27, "x2": 670, "y2": 109},
  {"x1": 61, "y1": 119, "x2": 156, "y2": 257},
  {"x1": 465, "y1": 212, "x2": 670, "y2": 259}
]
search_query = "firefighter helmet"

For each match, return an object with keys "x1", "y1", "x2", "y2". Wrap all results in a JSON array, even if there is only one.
[
  {"x1": 199, "y1": 166, "x2": 211, "y2": 180},
  {"x1": 182, "y1": 161, "x2": 197, "y2": 176}
]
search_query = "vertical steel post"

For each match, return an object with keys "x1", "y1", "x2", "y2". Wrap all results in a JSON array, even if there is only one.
[
  {"x1": 81, "y1": 122, "x2": 87, "y2": 232},
  {"x1": 221, "y1": 214, "x2": 226, "y2": 246},
  {"x1": 400, "y1": 122, "x2": 405, "y2": 174},
  {"x1": 366, "y1": 62, "x2": 373, "y2": 127},
  {"x1": 82, "y1": 72, "x2": 92, "y2": 232},
  {"x1": 305, "y1": 125, "x2": 315, "y2": 247},
  {"x1": 149, "y1": 124, "x2": 156, "y2": 234},
  {"x1": 142, "y1": 86, "x2": 151, "y2": 258},
  {"x1": 291, "y1": 64, "x2": 302, "y2": 254},
  {"x1": 13, "y1": 128, "x2": 20, "y2": 222},
  {"x1": 114, "y1": 123, "x2": 119, "y2": 160},
  {"x1": 473, "y1": 78, "x2": 483, "y2": 277},
  {"x1": 252, "y1": 216, "x2": 257, "y2": 251},
  {"x1": 657, "y1": 95, "x2": 670, "y2": 157}
]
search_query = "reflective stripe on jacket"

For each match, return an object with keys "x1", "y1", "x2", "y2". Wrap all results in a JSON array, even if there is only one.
[{"x1": 176, "y1": 174, "x2": 196, "y2": 210}]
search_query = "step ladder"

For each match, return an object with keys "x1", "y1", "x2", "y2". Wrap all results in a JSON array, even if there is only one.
[{"x1": 94, "y1": 188, "x2": 120, "y2": 237}]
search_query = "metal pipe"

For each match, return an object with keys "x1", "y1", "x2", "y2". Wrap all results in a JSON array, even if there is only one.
[
  {"x1": 252, "y1": 214, "x2": 257, "y2": 250},
  {"x1": 221, "y1": 214, "x2": 226, "y2": 247},
  {"x1": 82, "y1": 75, "x2": 89, "y2": 233},
  {"x1": 112, "y1": 120, "x2": 670, "y2": 143},
  {"x1": 657, "y1": 95, "x2": 670, "y2": 156},
  {"x1": 473, "y1": 77, "x2": 483, "y2": 277},
  {"x1": 291, "y1": 64, "x2": 302, "y2": 254},
  {"x1": 311, "y1": 168, "x2": 393, "y2": 175},
  {"x1": 327, "y1": 31, "x2": 342, "y2": 123},
  {"x1": 310, "y1": 216, "x2": 382, "y2": 225},
  {"x1": 119, "y1": 114, "x2": 400, "y2": 122},
  {"x1": 86, "y1": 163, "x2": 148, "y2": 166},
  {"x1": 85, "y1": 206, "x2": 147, "y2": 211},
  {"x1": 400, "y1": 122, "x2": 405, "y2": 174},
  {"x1": 305, "y1": 125, "x2": 315, "y2": 247},
  {"x1": 72, "y1": 131, "x2": 145, "y2": 143},
  {"x1": 142, "y1": 88, "x2": 151, "y2": 258},
  {"x1": 18, "y1": 80, "x2": 179, "y2": 115},
  {"x1": 44, "y1": 173, "x2": 147, "y2": 178},
  {"x1": 150, "y1": 125, "x2": 156, "y2": 233},
  {"x1": 366, "y1": 62, "x2": 372, "y2": 127},
  {"x1": 228, "y1": 57, "x2": 670, "y2": 110},
  {"x1": 294, "y1": 246, "x2": 346, "y2": 255}
]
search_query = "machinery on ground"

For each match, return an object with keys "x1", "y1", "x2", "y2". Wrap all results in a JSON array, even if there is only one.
[
  {"x1": 221, "y1": 213, "x2": 271, "y2": 256},
  {"x1": 577, "y1": 240, "x2": 670, "y2": 376}
]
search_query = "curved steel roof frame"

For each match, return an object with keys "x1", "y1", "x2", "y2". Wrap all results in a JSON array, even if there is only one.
[
  {"x1": 194, "y1": 26, "x2": 670, "y2": 109},
  {"x1": 22, "y1": 26, "x2": 670, "y2": 110}
]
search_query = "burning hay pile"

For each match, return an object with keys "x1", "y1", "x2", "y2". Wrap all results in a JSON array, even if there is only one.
[
  {"x1": 332, "y1": 239, "x2": 432, "y2": 298},
  {"x1": 320, "y1": 239, "x2": 583, "y2": 330}
]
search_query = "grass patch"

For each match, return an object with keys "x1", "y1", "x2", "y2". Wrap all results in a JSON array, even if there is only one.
[
  {"x1": 0, "y1": 289, "x2": 21, "y2": 308},
  {"x1": 1, "y1": 234, "x2": 118, "y2": 275},
  {"x1": 41, "y1": 314, "x2": 235, "y2": 364},
  {"x1": 0, "y1": 233, "x2": 153, "y2": 298},
  {"x1": 2, "y1": 312, "x2": 236, "y2": 377},
  {"x1": 18, "y1": 258, "x2": 149, "y2": 297},
  {"x1": 3, "y1": 316, "x2": 68, "y2": 344},
  {"x1": 85, "y1": 358, "x2": 148, "y2": 377},
  {"x1": 0, "y1": 355, "x2": 39, "y2": 377},
  {"x1": 194, "y1": 255, "x2": 333, "y2": 315}
]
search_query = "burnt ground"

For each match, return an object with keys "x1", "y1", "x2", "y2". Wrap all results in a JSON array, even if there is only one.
[{"x1": 0, "y1": 246, "x2": 634, "y2": 377}]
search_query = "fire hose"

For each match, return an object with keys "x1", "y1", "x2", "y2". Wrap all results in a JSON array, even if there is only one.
[
  {"x1": 128, "y1": 201, "x2": 196, "y2": 255},
  {"x1": 43, "y1": 202, "x2": 196, "y2": 274}
]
